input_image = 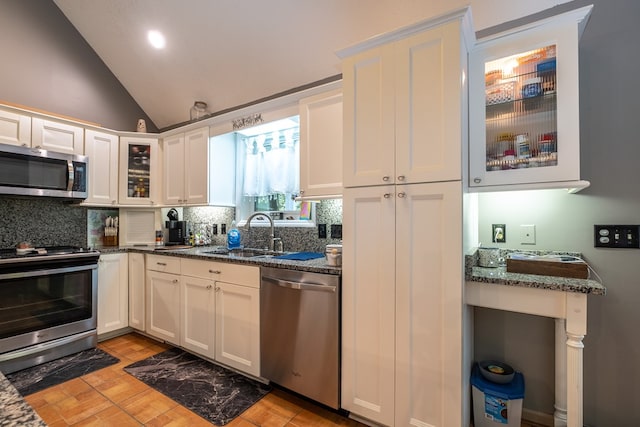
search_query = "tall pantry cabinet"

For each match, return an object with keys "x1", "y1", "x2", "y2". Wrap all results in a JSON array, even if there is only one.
[{"x1": 338, "y1": 8, "x2": 473, "y2": 427}]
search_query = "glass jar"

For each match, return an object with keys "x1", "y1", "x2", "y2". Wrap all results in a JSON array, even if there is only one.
[{"x1": 190, "y1": 101, "x2": 210, "y2": 121}]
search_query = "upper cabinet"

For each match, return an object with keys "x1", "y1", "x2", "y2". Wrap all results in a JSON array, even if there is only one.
[
  {"x1": 339, "y1": 11, "x2": 472, "y2": 188},
  {"x1": 0, "y1": 108, "x2": 31, "y2": 147},
  {"x1": 84, "y1": 129, "x2": 119, "y2": 206},
  {"x1": 32, "y1": 118, "x2": 84, "y2": 155},
  {"x1": 299, "y1": 88, "x2": 343, "y2": 198},
  {"x1": 469, "y1": 6, "x2": 593, "y2": 192},
  {"x1": 163, "y1": 127, "x2": 209, "y2": 206},
  {"x1": 119, "y1": 136, "x2": 160, "y2": 206}
]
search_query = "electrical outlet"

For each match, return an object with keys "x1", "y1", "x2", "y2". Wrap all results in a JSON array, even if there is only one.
[
  {"x1": 318, "y1": 224, "x2": 327, "y2": 239},
  {"x1": 520, "y1": 224, "x2": 536, "y2": 245},
  {"x1": 221, "y1": 224, "x2": 226, "y2": 235},
  {"x1": 492, "y1": 224, "x2": 506, "y2": 243},
  {"x1": 331, "y1": 224, "x2": 342, "y2": 239},
  {"x1": 594, "y1": 225, "x2": 640, "y2": 248},
  {"x1": 212, "y1": 224, "x2": 218, "y2": 235}
]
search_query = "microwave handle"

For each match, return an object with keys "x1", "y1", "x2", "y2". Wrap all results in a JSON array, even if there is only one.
[{"x1": 67, "y1": 161, "x2": 75, "y2": 191}]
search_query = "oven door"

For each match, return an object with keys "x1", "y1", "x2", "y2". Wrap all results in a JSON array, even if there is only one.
[{"x1": 0, "y1": 261, "x2": 98, "y2": 355}]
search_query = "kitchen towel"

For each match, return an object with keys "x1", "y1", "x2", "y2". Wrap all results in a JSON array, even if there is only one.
[{"x1": 274, "y1": 252, "x2": 324, "y2": 261}]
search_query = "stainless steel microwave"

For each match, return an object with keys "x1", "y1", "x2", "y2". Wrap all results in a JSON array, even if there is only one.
[{"x1": 0, "y1": 142, "x2": 88, "y2": 200}]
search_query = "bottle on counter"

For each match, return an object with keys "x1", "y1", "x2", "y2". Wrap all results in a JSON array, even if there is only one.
[{"x1": 227, "y1": 220, "x2": 241, "y2": 250}]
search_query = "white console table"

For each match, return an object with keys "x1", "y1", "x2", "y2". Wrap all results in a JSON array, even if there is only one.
[{"x1": 466, "y1": 266, "x2": 605, "y2": 427}]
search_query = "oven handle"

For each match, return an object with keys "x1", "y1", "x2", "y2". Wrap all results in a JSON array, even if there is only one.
[
  {"x1": 262, "y1": 276, "x2": 336, "y2": 293},
  {"x1": 0, "y1": 263, "x2": 97, "y2": 281}
]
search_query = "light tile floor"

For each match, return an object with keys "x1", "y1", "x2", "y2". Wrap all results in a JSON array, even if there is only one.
[
  {"x1": 24, "y1": 333, "x2": 366, "y2": 426},
  {"x1": 22, "y1": 332, "x2": 546, "y2": 426}
]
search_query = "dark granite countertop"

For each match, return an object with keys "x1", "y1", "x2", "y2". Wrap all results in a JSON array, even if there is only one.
[
  {"x1": 0, "y1": 373, "x2": 46, "y2": 427},
  {"x1": 465, "y1": 249, "x2": 606, "y2": 296},
  {"x1": 97, "y1": 245, "x2": 341, "y2": 275}
]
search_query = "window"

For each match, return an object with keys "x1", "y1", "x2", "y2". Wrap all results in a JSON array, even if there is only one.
[{"x1": 234, "y1": 116, "x2": 314, "y2": 226}]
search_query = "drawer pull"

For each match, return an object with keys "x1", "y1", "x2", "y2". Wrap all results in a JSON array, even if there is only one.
[
  {"x1": 157, "y1": 262, "x2": 167, "y2": 266},
  {"x1": 209, "y1": 269, "x2": 221, "y2": 274}
]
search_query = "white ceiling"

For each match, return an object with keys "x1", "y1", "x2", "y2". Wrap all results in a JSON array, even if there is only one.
[{"x1": 53, "y1": 0, "x2": 570, "y2": 130}]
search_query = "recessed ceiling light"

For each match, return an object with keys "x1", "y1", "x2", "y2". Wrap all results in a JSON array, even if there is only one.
[{"x1": 147, "y1": 30, "x2": 166, "y2": 49}]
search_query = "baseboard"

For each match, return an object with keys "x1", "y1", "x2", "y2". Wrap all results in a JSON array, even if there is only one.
[{"x1": 522, "y1": 408, "x2": 554, "y2": 426}]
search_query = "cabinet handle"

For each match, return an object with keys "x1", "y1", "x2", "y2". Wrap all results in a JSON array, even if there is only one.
[
  {"x1": 300, "y1": 190, "x2": 305, "y2": 196},
  {"x1": 157, "y1": 262, "x2": 167, "y2": 266},
  {"x1": 397, "y1": 192, "x2": 406, "y2": 198},
  {"x1": 397, "y1": 175, "x2": 406, "y2": 181},
  {"x1": 473, "y1": 177, "x2": 482, "y2": 184},
  {"x1": 215, "y1": 286, "x2": 221, "y2": 292},
  {"x1": 382, "y1": 176, "x2": 390, "y2": 182},
  {"x1": 172, "y1": 279, "x2": 178, "y2": 284},
  {"x1": 383, "y1": 193, "x2": 392, "y2": 199},
  {"x1": 207, "y1": 285, "x2": 212, "y2": 290},
  {"x1": 209, "y1": 269, "x2": 221, "y2": 274}
]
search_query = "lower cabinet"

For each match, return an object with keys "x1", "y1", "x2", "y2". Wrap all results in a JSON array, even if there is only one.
[
  {"x1": 181, "y1": 274, "x2": 215, "y2": 359},
  {"x1": 146, "y1": 255, "x2": 182, "y2": 346},
  {"x1": 215, "y1": 280, "x2": 260, "y2": 377},
  {"x1": 97, "y1": 253, "x2": 129, "y2": 335},
  {"x1": 128, "y1": 252, "x2": 146, "y2": 331}
]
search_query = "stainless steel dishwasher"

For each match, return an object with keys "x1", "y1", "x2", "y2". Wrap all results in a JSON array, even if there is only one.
[{"x1": 260, "y1": 266, "x2": 340, "y2": 409}]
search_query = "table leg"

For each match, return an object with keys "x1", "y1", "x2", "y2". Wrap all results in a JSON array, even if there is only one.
[{"x1": 554, "y1": 318, "x2": 567, "y2": 427}]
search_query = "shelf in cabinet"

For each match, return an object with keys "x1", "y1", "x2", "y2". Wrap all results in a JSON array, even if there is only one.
[{"x1": 485, "y1": 92, "x2": 557, "y2": 121}]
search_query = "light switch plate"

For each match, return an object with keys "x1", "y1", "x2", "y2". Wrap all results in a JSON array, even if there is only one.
[{"x1": 520, "y1": 224, "x2": 536, "y2": 244}]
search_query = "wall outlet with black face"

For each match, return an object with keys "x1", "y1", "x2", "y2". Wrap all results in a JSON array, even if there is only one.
[{"x1": 492, "y1": 224, "x2": 506, "y2": 243}]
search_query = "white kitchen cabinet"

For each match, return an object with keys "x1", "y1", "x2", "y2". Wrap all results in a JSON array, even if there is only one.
[
  {"x1": 119, "y1": 136, "x2": 160, "y2": 205},
  {"x1": 342, "y1": 181, "x2": 463, "y2": 427},
  {"x1": 339, "y1": 10, "x2": 472, "y2": 188},
  {"x1": 32, "y1": 117, "x2": 84, "y2": 154},
  {"x1": 468, "y1": 6, "x2": 592, "y2": 192},
  {"x1": 214, "y1": 263, "x2": 261, "y2": 377},
  {"x1": 97, "y1": 253, "x2": 129, "y2": 335},
  {"x1": 180, "y1": 259, "x2": 216, "y2": 359},
  {"x1": 128, "y1": 252, "x2": 145, "y2": 331},
  {"x1": 145, "y1": 255, "x2": 181, "y2": 345},
  {"x1": 299, "y1": 88, "x2": 343, "y2": 199},
  {"x1": 163, "y1": 127, "x2": 209, "y2": 206},
  {"x1": 83, "y1": 129, "x2": 119, "y2": 206},
  {"x1": 0, "y1": 107, "x2": 31, "y2": 147}
]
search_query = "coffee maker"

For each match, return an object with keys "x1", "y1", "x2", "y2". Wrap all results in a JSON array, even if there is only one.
[{"x1": 165, "y1": 208, "x2": 188, "y2": 245}]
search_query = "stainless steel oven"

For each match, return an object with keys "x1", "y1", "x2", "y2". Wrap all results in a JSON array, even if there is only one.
[{"x1": 0, "y1": 247, "x2": 99, "y2": 373}]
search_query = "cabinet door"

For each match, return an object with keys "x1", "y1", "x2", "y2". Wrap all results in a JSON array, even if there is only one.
[
  {"x1": 394, "y1": 182, "x2": 463, "y2": 427},
  {"x1": 469, "y1": 7, "x2": 591, "y2": 189},
  {"x1": 84, "y1": 130, "x2": 119, "y2": 206},
  {"x1": 119, "y1": 136, "x2": 160, "y2": 205},
  {"x1": 299, "y1": 89, "x2": 343, "y2": 198},
  {"x1": 146, "y1": 270, "x2": 181, "y2": 345},
  {"x1": 32, "y1": 118, "x2": 83, "y2": 154},
  {"x1": 342, "y1": 44, "x2": 396, "y2": 188},
  {"x1": 341, "y1": 185, "x2": 396, "y2": 426},
  {"x1": 215, "y1": 281, "x2": 260, "y2": 377},
  {"x1": 0, "y1": 108, "x2": 31, "y2": 147},
  {"x1": 128, "y1": 252, "x2": 145, "y2": 331},
  {"x1": 395, "y1": 20, "x2": 465, "y2": 183},
  {"x1": 181, "y1": 275, "x2": 215, "y2": 359},
  {"x1": 162, "y1": 133, "x2": 185, "y2": 205},
  {"x1": 97, "y1": 253, "x2": 129, "y2": 335},
  {"x1": 184, "y1": 127, "x2": 209, "y2": 205}
]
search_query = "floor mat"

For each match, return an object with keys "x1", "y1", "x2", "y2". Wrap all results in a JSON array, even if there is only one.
[
  {"x1": 5, "y1": 347, "x2": 120, "y2": 396},
  {"x1": 124, "y1": 347, "x2": 271, "y2": 426}
]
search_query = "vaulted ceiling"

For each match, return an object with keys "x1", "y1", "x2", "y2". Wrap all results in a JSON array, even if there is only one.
[{"x1": 53, "y1": 0, "x2": 569, "y2": 130}]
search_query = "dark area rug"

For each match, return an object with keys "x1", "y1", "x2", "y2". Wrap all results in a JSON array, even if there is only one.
[
  {"x1": 5, "y1": 347, "x2": 120, "y2": 396},
  {"x1": 124, "y1": 348, "x2": 271, "y2": 426}
]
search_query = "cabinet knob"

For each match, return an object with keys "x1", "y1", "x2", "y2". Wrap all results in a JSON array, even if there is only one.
[
  {"x1": 207, "y1": 284, "x2": 212, "y2": 290},
  {"x1": 383, "y1": 193, "x2": 392, "y2": 199},
  {"x1": 215, "y1": 286, "x2": 221, "y2": 292},
  {"x1": 397, "y1": 192, "x2": 406, "y2": 198},
  {"x1": 397, "y1": 175, "x2": 406, "y2": 181},
  {"x1": 209, "y1": 269, "x2": 221, "y2": 274},
  {"x1": 473, "y1": 178, "x2": 481, "y2": 184},
  {"x1": 300, "y1": 190, "x2": 305, "y2": 196},
  {"x1": 172, "y1": 279, "x2": 178, "y2": 284},
  {"x1": 382, "y1": 176, "x2": 390, "y2": 182}
]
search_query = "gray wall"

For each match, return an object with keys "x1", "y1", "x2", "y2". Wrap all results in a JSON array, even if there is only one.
[
  {"x1": 0, "y1": 0, "x2": 156, "y2": 132},
  {"x1": 475, "y1": 1, "x2": 640, "y2": 425}
]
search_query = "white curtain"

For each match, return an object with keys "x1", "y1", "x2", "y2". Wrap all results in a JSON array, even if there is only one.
[{"x1": 242, "y1": 128, "x2": 298, "y2": 197}]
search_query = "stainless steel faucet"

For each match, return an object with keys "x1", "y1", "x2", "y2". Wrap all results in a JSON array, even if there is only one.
[{"x1": 245, "y1": 212, "x2": 279, "y2": 251}]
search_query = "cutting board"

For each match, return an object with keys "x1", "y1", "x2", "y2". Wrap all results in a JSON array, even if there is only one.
[{"x1": 506, "y1": 258, "x2": 588, "y2": 279}]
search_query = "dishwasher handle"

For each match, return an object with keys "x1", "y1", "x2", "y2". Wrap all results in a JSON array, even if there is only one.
[{"x1": 262, "y1": 276, "x2": 336, "y2": 293}]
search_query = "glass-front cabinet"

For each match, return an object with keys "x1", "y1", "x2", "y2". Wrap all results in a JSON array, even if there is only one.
[
  {"x1": 469, "y1": 6, "x2": 592, "y2": 191},
  {"x1": 118, "y1": 136, "x2": 160, "y2": 205}
]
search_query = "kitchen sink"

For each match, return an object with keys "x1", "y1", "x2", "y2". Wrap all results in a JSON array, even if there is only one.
[{"x1": 202, "y1": 248, "x2": 283, "y2": 258}]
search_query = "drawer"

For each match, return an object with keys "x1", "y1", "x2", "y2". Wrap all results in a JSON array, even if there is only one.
[
  {"x1": 182, "y1": 258, "x2": 260, "y2": 287},
  {"x1": 146, "y1": 254, "x2": 181, "y2": 274}
]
